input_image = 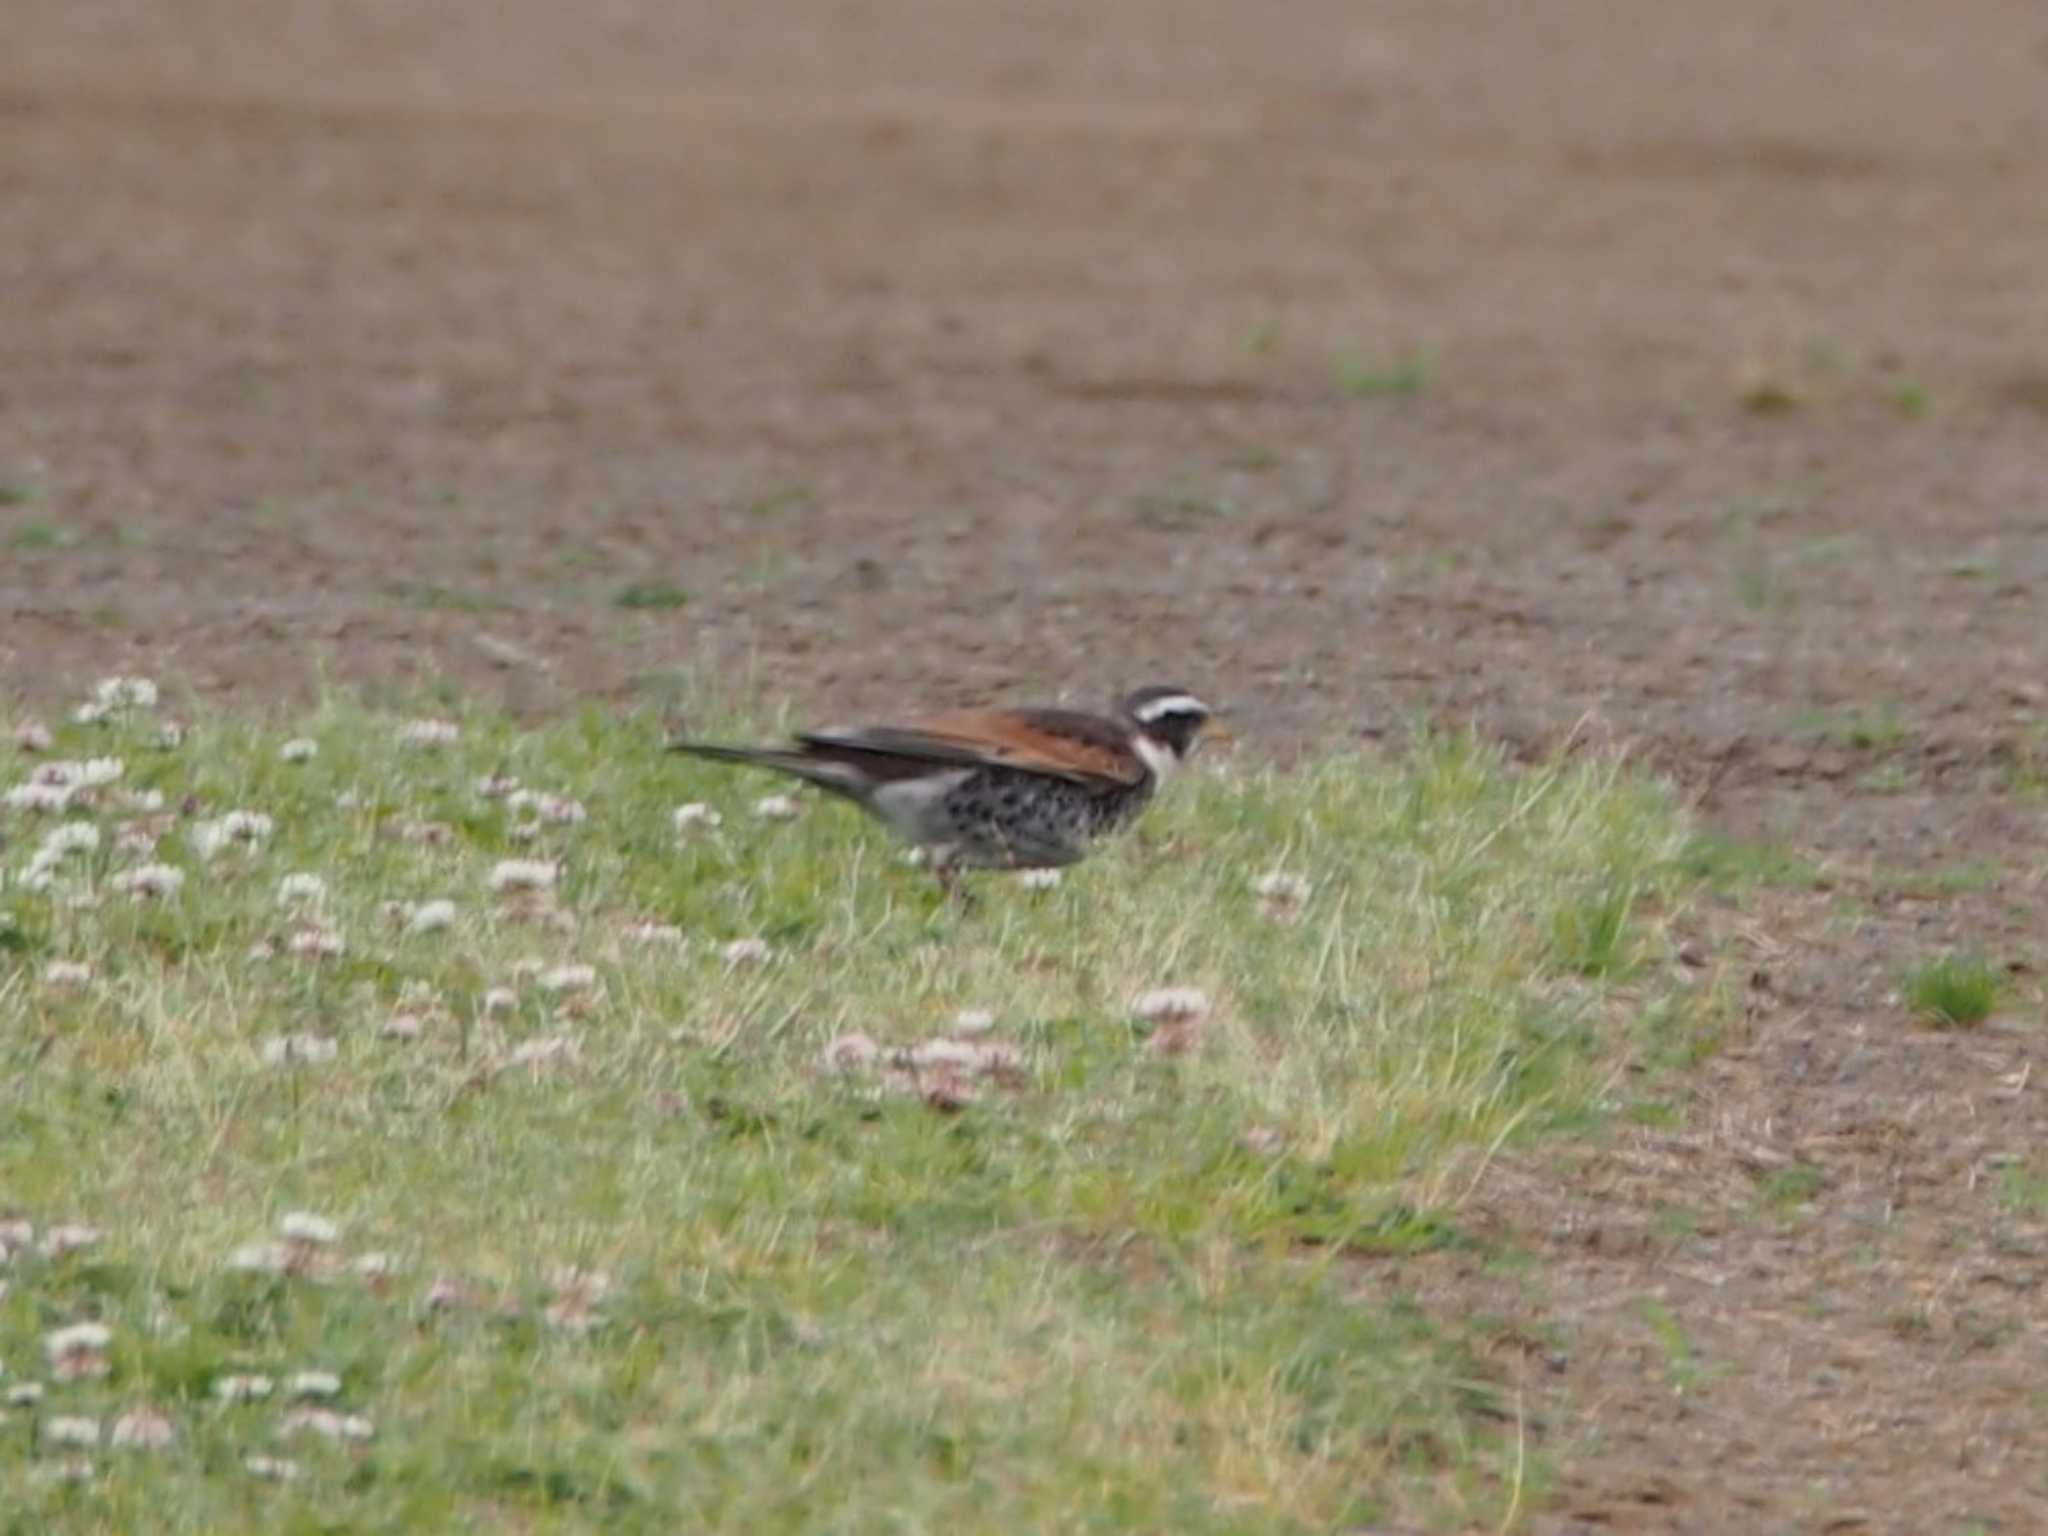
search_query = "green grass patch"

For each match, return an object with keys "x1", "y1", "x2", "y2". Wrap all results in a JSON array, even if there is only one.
[
  {"x1": 612, "y1": 580, "x2": 690, "y2": 611},
  {"x1": 1674, "y1": 831, "x2": 1823, "y2": 893},
  {"x1": 0, "y1": 695, "x2": 1708, "y2": 1529},
  {"x1": 1333, "y1": 347, "x2": 1434, "y2": 399},
  {"x1": 1795, "y1": 702, "x2": 1913, "y2": 753},
  {"x1": 1755, "y1": 1164, "x2": 1826, "y2": 1213},
  {"x1": 1901, "y1": 953, "x2": 2001, "y2": 1029},
  {"x1": 6, "y1": 517, "x2": 77, "y2": 550}
]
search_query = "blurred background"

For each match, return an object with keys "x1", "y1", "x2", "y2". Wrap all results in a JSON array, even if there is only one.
[{"x1": 3, "y1": 0, "x2": 2044, "y2": 748}]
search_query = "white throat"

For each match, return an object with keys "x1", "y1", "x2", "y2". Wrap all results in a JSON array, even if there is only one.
[{"x1": 1130, "y1": 732, "x2": 1178, "y2": 779}]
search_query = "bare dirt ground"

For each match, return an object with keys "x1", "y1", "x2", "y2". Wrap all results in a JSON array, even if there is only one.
[{"x1": 5, "y1": 2, "x2": 2047, "y2": 1527}]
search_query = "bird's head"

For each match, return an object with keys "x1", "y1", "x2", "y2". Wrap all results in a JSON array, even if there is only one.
[{"x1": 1118, "y1": 685, "x2": 1227, "y2": 774}]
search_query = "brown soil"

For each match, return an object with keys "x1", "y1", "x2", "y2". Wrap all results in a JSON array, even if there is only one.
[{"x1": 5, "y1": 3, "x2": 2046, "y2": 1528}]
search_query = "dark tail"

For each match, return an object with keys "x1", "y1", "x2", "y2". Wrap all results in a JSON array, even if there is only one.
[{"x1": 667, "y1": 740, "x2": 864, "y2": 797}]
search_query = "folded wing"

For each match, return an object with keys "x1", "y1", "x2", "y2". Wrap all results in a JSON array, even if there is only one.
[{"x1": 798, "y1": 707, "x2": 1144, "y2": 789}]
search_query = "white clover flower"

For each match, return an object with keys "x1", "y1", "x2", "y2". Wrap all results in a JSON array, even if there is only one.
[
  {"x1": 818, "y1": 1033, "x2": 881, "y2": 1072},
  {"x1": 405, "y1": 899, "x2": 457, "y2": 935},
  {"x1": 1133, "y1": 987, "x2": 1209, "y2": 1058},
  {"x1": 45, "y1": 1415, "x2": 100, "y2": 1448},
  {"x1": 153, "y1": 721, "x2": 185, "y2": 749},
  {"x1": 46, "y1": 1321, "x2": 113, "y2": 1378},
  {"x1": 215, "y1": 1375, "x2": 274, "y2": 1402},
  {"x1": 508, "y1": 790, "x2": 586, "y2": 825},
  {"x1": 624, "y1": 921, "x2": 682, "y2": 945},
  {"x1": 752, "y1": 793, "x2": 802, "y2": 822},
  {"x1": 481, "y1": 987, "x2": 519, "y2": 1016},
  {"x1": 40, "y1": 821, "x2": 100, "y2": 857},
  {"x1": 13, "y1": 720, "x2": 53, "y2": 753},
  {"x1": 122, "y1": 788, "x2": 165, "y2": 813},
  {"x1": 110, "y1": 1409, "x2": 176, "y2": 1450},
  {"x1": 538, "y1": 964, "x2": 597, "y2": 995},
  {"x1": 279, "y1": 1212, "x2": 339, "y2": 1246},
  {"x1": 93, "y1": 676, "x2": 158, "y2": 711},
  {"x1": 400, "y1": 718, "x2": 459, "y2": 748},
  {"x1": 244, "y1": 1454, "x2": 300, "y2": 1481},
  {"x1": 507, "y1": 820, "x2": 542, "y2": 844},
  {"x1": 260, "y1": 1034, "x2": 338, "y2": 1067},
  {"x1": 71, "y1": 701, "x2": 109, "y2": 726},
  {"x1": 1131, "y1": 987, "x2": 1210, "y2": 1025},
  {"x1": 281, "y1": 1407, "x2": 374, "y2": 1441},
  {"x1": 672, "y1": 802, "x2": 722, "y2": 835},
  {"x1": 279, "y1": 738, "x2": 318, "y2": 763},
  {"x1": 7, "y1": 1382, "x2": 46, "y2": 1406},
  {"x1": 0, "y1": 1218, "x2": 33, "y2": 1255},
  {"x1": 503, "y1": 1035, "x2": 580, "y2": 1075},
  {"x1": 896, "y1": 1038, "x2": 982, "y2": 1072},
  {"x1": 287, "y1": 925, "x2": 345, "y2": 960},
  {"x1": 195, "y1": 809, "x2": 274, "y2": 860},
  {"x1": 905, "y1": 1065, "x2": 977, "y2": 1112},
  {"x1": 1251, "y1": 870, "x2": 1311, "y2": 920},
  {"x1": 42, "y1": 1224, "x2": 102, "y2": 1258},
  {"x1": 277, "y1": 872, "x2": 327, "y2": 908},
  {"x1": 39, "y1": 758, "x2": 123, "y2": 790},
  {"x1": 379, "y1": 1013, "x2": 424, "y2": 1041},
  {"x1": 44, "y1": 1322, "x2": 112, "y2": 1361},
  {"x1": 286, "y1": 1371, "x2": 342, "y2": 1401},
  {"x1": 950, "y1": 1008, "x2": 997, "y2": 1037},
  {"x1": 721, "y1": 938, "x2": 772, "y2": 966},
  {"x1": 422, "y1": 1276, "x2": 468, "y2": 1312},
  {"x1": 542, "y1": 1266, "x2": 611, "y2": 1333},
  {"x1": 4, "y1": 781, "x2": 74, "y2": 814},
  {"x1": 895, "y1": 1038, "x2": 1025, "y2": 1076},
  {"x1": 1240, "y1": 1125, "x2": 1286, "y2": 1157},
  {"x1": 1015, "y1": 868, "x2": 1062, "y2": 890},
  {"x1": 475, "y1": 774, "x2": 520, "y2": 799},
  {"x1": 352, "y1": 1252, "x2": 397, "y2": 1285},
  {"x1": 43, "y1": 961, "x2": 92, "y2": 990},
  {"x1": 489, "y1": 859, "x2": 558, "y2": 894},
  {"x1": 112, "y1": 862, "x2": 184, "y2": 898},
  {"x1": 229, "y1": 1242, "x2": 291, "y2": 1275}
]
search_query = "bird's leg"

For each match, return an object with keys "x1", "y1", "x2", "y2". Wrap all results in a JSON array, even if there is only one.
[{"x1": 930, "y1": 848, "x2": 976, "y2": 910}]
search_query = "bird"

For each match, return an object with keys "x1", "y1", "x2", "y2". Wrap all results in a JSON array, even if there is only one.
[{"x1": 667, "y1": 684, "x2": 1223, "y2": 889}]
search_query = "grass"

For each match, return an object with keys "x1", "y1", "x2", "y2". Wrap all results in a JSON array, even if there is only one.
[
  {"x1": 1792, "y1": 702, "x2": 1914, "y2": 754},
  {"x1": 1675, "y1": 831, "x2": 1824, "y2": 894},
  {"x1": 612, "y1": 580, "x2": 690, "y2": 611},
  {"x1": 1333, "y1": 347, "x2": 1434, "y2": 399},
  {"x1": 7, "y1": 519, "x2": 78, "y2": 551},
  {"x1": 0, "y1": 692, "x2": 1709, "y2": 1530},
  {"x1": 1129, "y1": 489, "x2": 1235, "y2": 531},
  {"x1": 1637, "y1": 1298, "x2": 1701, "y2": 1395},
  {"x1": 1901, "y1": 953, "x2": 2001, "y2": 1029}
]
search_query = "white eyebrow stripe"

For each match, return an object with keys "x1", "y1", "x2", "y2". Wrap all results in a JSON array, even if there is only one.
[{"x1": 1131, "y1": 693, "x2": 1207, "y2": 723}]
